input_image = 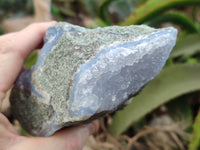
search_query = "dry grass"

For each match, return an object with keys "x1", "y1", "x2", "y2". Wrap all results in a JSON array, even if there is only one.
[{"x1": 83, "y1": 116, "x2": 190, "y2": 150}]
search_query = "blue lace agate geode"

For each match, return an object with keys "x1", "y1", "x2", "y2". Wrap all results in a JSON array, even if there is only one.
[{"x1": 10, "y1": 22, "x2": 177, "y2": 136}]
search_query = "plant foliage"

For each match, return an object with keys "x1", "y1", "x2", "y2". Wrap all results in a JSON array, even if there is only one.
[
  {"x1": 121, "y1": 0, "x2": 200, "y2": 25},
  {"x1": 109, "y1": 64, "x2": 200, "y2": 137},
  {"x1": 189, "y1": 110, "x2": 200, "y2": 150}
]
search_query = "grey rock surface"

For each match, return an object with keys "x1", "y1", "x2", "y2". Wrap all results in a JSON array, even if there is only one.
[{"x1": 10, "y1": 22, "x2": 177, "y2": 136}]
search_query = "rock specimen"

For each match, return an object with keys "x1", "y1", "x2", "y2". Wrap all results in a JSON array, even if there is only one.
[{"x1": 10, "y1": 22, "x2": 177, "y2": 136}]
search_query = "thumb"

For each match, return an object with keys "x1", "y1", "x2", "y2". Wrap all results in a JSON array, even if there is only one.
[{"x1": 0, "y1": 22, "x2": 56, "y2": 94}]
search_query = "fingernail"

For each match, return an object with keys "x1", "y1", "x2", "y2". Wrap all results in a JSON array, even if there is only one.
[{"x1": 87, "y1": 120, "x2": 99, "y2": 134}]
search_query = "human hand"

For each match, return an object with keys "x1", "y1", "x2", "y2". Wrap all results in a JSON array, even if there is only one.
[{"x1": 0, "y1": 22, "x2": 99, "y2": 150}]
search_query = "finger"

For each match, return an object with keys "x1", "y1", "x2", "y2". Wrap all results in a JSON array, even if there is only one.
[
  {"x1": 15, "y1": 21, "x2": 56, "y2": 60},
  {"x1": 0, "y1": 21, "x2": 56, "y2": 60},
  {"x1": 0, "y1": 22, "x2": 55, "y2": 94},
  {"x1": 22, "y1": 120, "x2": 99, "y2": 150},
  {"x1": 47, "y1": 120, "x2": 99, "y2": 150},
  {"x1": 0, "y1": 113, "x2": 23, "y2": 150},
  {"x1": 0, "y1": 113, "x2": 18, "y2": 135},
  {"x1": 0, "y1": 51, "x2": 24, "y2": 94},
  {"x1": 0, "y1": 92, "x2": 5, "y2": 109}
]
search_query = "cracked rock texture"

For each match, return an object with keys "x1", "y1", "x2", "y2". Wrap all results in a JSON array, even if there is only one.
[{"x1": 10, "y1": 22, "x2": 177, "y2": 136}]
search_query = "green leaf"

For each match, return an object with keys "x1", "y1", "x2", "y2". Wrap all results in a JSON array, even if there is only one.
[
  {"x1": 98, "y1": 0, "x2": 140, "y2": 24},
  {"x1": 0, "y1": 27, "x2": 3, "y2": 35},
  {"x1": 186, "y1": 57, "x2": 199, "y2": 64},
  {"x1": 107, "y1": 0, "x2": 136, "y2": 21},
  {"x1": 132, "y1": 117, "x2": 147, "y2": 132},
  {"x1": 86, "y1": 18, "x2": 109, "y2": 28},
  {"x1": 189, "y1": 110, "x2": 200, "y2": 150},
  {"x1": 109, "y1": 63, "x2": 200, "y2": 137},
  {"x1": 59, "y1": 7, "x2": 76, "y2": 17},
  {"x1": 95, "y1": 18, "x2": 110, "y2": 27},
  {"x1": 20, "y1": 126, "x2": 30, "y2": 136},
  {"x1": 79, "y1": 0, "x2": 101, "y2": 17},
  {"x1": 166, "y1": 97, "x2": 193, "y2": 128},
  {"x1": 98, "y1": 0, "x2": 113, "y2": 25},
  {"x1": 170, "y1": 34, "x2": 200, "y2": 58},
  {"x1": 24, "y1": 51, "x2": 38, "y2": 69},
  {"x1": 192, "y1": 6, "x2": 200, "y2": 22},
  {"x1": 121, "y1": 0, "x2": 200, "y2": 25},
  {"x1": 51, "y1": 4, "x2": 65, "y2": 21},
  {"x1": 147, "y1": 12, "x2": 198, "y2": 33}
]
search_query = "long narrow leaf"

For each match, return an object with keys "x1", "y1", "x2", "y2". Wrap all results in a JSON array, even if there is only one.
[
  {"x1": 98, "y1": 0, "x2": 139, "y2": 23},
  {"x1": 170, "y1": 34, "x2": 200, "y2": 58},
  {"x1": 189, "y1": 110, "x2": 200, "y2": 150},
  {"x1": 98, "y1": 0, "x2": 113, "y2": 24},
  {"x1": 121, "y1": 0, "x2": 200, "y2": 25},
  {"x1": 0, "y1": 27, "x2": 3, "y2": 35},
  {"x1": 147, "y1": 12, "x2": 198, "y2": 33},
  {"x1": 24, "y1": 51, "x2": 38, "y2": 69},
  {"x1": 109, "y1": 63, "x2": 200, "y2": 137}
]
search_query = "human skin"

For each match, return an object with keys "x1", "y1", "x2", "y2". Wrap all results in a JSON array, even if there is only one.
[{"x1": 0, "y1": 22, "x2": 99, "y2": 150}]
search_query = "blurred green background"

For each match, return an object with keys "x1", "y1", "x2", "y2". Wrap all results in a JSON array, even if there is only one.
[{"x1": 1, "y1": 0, "x2": 200, "y2": 149}]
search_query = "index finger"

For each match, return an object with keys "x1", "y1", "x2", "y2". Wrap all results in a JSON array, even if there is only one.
[{"x1": 0, "y1": 21, "x2": 56, "y2": 97}]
